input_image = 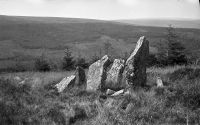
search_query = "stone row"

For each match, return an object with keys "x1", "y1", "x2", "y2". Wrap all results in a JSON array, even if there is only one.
[{"x1": 55, "y1": 36, "x2": 149, "y2": 95}]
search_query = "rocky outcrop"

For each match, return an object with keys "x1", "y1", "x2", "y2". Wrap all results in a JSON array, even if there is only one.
[
  {"x1": 56, "y1": 66, "x2": 86, "y2": 93},
  {"x1": 87, "y1": 55, "x2": 111, "y2": 91},
  {"x1": 123, "y1": 36, "x2": 149, "y2": 87},
  {"x1": 105, "y1": 59, "x2": 125, "y2": 90}
]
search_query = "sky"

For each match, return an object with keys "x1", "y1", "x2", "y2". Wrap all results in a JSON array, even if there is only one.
[{"x1": 0, "y1": 0, "x2": 199, "y2": 20}]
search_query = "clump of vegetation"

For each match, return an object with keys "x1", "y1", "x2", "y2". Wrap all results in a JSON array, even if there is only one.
[
  {"x1": 90, "y1": 53, "x2": 100, "y2": 65},
  {"x1": 75, "y1": 57, "x2": 89, "y2": 69},
  {"x1": 169, "y1": 67, "x2": 200, "y2": 81},
  {"x1": 34, "y1": 54, "x2": 51, "y2": 72},
  {"x1": 166, "y1": 26, "x2": 187, "y2": 65},
  {"x1": 62, "y1": 47, "x2": 75, "y2": 71},
  {"x1": 156, "y1": 25, "x2": 188, "y2": 66}
]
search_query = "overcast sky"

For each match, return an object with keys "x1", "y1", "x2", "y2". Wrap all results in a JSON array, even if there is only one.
[{"x1": 0, "y1": 0, "x2": 199, "y2": 20}]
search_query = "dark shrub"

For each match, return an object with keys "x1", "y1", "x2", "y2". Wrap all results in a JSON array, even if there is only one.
[
  {"x1": 34, "y1": 55, "x2": 50, "y2": 72},
  {"x1": 62, "y1": 47, "x2": 75, "y2": 71},
  {"x1": 166, "y1": 26, "x2": 188, "y2": 65},
  {"x1": 75, "y1": 57, "x2": 89, "y2": 69},
  {"x1": 90, "y1": 54, "x2": 100, "y2": 65}
]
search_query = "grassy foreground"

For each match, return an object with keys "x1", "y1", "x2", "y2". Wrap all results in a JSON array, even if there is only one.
[{"x1": 0, "y1": 66, "x2": 200, "y2": 125}]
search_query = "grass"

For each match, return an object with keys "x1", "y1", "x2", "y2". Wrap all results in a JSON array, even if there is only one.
[{"x1": 0, "y1": 65, "x2": 200, "y2": 125}]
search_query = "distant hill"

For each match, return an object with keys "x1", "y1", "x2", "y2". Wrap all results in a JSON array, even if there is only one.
[
  {"x1": 0, "y1": 15, "x2": 200, "y2": 70},
  {"x1": 115, "y1": 19, "x2": 200, "y2": 29},
  {"x1": 0, "y1": 15, "x2": 111, "y2": 24}
]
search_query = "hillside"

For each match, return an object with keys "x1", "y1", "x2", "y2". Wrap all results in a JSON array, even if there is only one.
[
  {"x1": 0, "y1": 15, "x2": 200, "y2": 70},
  {"x1": 115, "y1": 19, "x2": 200, "y2": 29}
]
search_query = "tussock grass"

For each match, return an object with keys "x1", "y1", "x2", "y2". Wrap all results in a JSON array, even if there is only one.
[{"x1": 0, "y1": 65, "x2": 200, "y2": 125}]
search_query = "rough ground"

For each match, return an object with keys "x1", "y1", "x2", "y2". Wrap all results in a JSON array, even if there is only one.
[{"x1": 0, "y1": 65, "x2": 200, "y2": 125}]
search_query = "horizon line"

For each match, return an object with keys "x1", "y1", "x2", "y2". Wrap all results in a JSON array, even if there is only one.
[{"x1": 1, "y1": 14, "x2": 200, "y2": 21}]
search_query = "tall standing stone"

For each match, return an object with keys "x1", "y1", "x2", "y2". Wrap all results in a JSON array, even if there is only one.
[
  {"x1": 87, "y1": 55, "x2": 111, "y2": 91},
  {"x1": 105, "y1": 59, "x2": 125, "y2": 90},
  {"x1": 123, "y1": 36, "x2": 149, "y2": 87}
]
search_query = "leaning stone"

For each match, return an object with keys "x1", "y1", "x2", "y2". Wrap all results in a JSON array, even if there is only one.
[
  {"x1": 111, "y1": 89, "x2": 124, "y2": 96},
  {"x1": 105, "y1": 59, "x2": 125, "y2": 90},
  {"x1": 106, "y1": 89, "x2": 115, "y2": 95},
  {"x1": 14, "y1": 76, "x2": 21, "y2": 81},
  {"x1": 123, "y1": 36, "x2": 149, "y2": 87},
  {"x1": 123, "y1": 90, "x2": 131, "y2": 96},
  {"x1": 156, "y1": 76, "x2": 164, "y2": 87},
  {"x1": 56, "y1": 75, "x2": 76, "y2": 93},
  {"x1": 19, "y1": 80, "x2": 25, "y2": 85},
  {"x1": 19, "y1": 78, "x2": 29, "y2": 85},
  {"x1": 56, "y1": 67, "x2": 87, "y2": 93},
  {"x1": 87, "y1": 55, "x2": 111, "y2": 91}
]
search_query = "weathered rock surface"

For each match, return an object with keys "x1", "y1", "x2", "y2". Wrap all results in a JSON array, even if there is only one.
[
  {"x1": 156, "y1": 76, "x2": 164, "y2": 87},
  {"x1": 106, "y1": 89, "x2": 115, "y2": 95},
  {"x1": 105, "y1": 59, "x2": 125, "y2": 90},
  {"x1": 56, "y1": 66, "x2": 86, "y2": 93},
  {"x1": 123, "y1": 36, "x2": 149, "y2": 87},
  {"x1": 111, "y1": 89, "x2": 124, "y2": 96},
  {"x1": 87, "y1": 55, "x2": 111, "y2": 91},
  {"x1": 56, "y1": 75, "x2": 76, "y2": 93},
  {"x1": 14, "y1": 76, "x2": 21, "y2": 81}
]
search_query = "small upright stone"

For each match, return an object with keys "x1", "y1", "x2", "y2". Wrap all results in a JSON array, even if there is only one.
[
  {"x1": 87, "y1": 55, "x2": 111, "y2": 91},
  {"x1": 156, "y1": 76, "x2": 163, "y2": 87},
  {"x1": 105, "y1": 59, "x2": 125, "y2": 90},
  {"x1": 123, "y1": 36, "x2": 149, "y2": 87}
]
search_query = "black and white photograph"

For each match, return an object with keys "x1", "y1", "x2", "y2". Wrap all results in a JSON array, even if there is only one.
[{"x1": 0, "y1": 0, "x2": 200, "y2": 124}]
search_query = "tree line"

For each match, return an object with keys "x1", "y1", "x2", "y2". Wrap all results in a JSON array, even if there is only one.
[{"x1": 149, "y1": 25, "x2": 199, "y2": 67}]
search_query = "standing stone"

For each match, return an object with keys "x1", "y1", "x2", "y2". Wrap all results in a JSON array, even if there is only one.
[
  {"x1": 56, "y1": 75, "x2": 76, "y2": 93},
  {"x1": 156, "y1": 76, "x2": 163, "y2": 87},
  {"x1": 105, "y1": 59, "x2": 125, "y2": 90},
  {"x1": 73, "y1": 66, "x2": 87, "y2": 92},
  {"x1": 123, "y1": 36, "x2": 149, "y2": 87},
  {"x1": 87, "y1": 55, "x2": 111, "y2": 91}
]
